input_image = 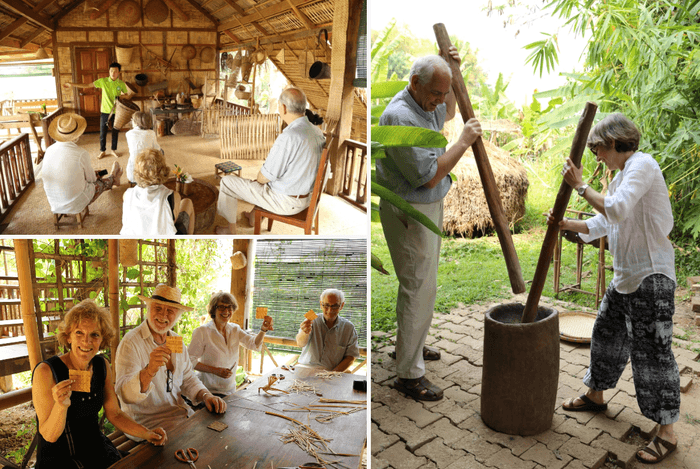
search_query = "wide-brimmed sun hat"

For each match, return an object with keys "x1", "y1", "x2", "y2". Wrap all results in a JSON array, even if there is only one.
[
  {"x1": 49, "y1": 113, "x2": 87, "y2": 142},
  {"x1": 138, "y1": 284, "x2": 194, "y2": 311}
]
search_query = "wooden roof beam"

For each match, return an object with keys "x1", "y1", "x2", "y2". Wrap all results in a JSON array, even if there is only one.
[
  {"x1": 223, "y1": 30, "x2": 241, "y2": 45},
  {"x1": 0, "y1": 0, "x2": 54, "y2": 31},
  {"x1": 220, "y1": 24, "x2": 332, "y2": 50},
  {"x1": 218, "y1": 0, "x2": 310, "y2": 32},
  {"x1": 0, "y1": 17, "x2": 27, "y2": 42},
  {"x1": 285, "y1": 0, "x2": 314, "y2": 30},
  {"x1": 89, "y1": 0, "x2": 120, "y2": 20},
  {"x1": 1, "y1": 0, "x2": 56, "y2": 43},
  {"x1": 161, "y1": 0, "x2": 189, "y2": 22},
  {"x1": 181, "y1": 0, "x2": 218, "y2": 25},
  {"x1": 20, "y1": 27, "x2": 45, "y2": 48},
  {"x1": 53, "y1": 0, "x2": 88, "y2": 23}
]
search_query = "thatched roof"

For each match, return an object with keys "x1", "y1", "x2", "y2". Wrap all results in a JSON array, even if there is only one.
[{"x1": 443, "y1": 139, "x2": 528, "y2": 237}]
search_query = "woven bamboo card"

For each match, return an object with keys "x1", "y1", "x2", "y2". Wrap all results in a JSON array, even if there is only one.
[
  {"x1": 166, "y1": 336, "x2": 183, "y2": 353},
  {"x1": 69, "y1": 369, "x2": 92, "y2": 393}
]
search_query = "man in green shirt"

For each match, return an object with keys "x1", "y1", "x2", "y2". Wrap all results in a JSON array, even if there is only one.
[{"x1": 64, "y1": 62, "x2": 134, "y2": 159}]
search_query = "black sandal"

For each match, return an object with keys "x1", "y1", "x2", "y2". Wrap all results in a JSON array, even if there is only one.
[
  {"x1": 636, "y1": 436, "x2": 677, "y2": 465},
  {"x1": 562, "y1": 394, "x2": 607, "y2": 412},
  {"x1": 391, "y1": 376, "x2": 443, "y2": 401}
]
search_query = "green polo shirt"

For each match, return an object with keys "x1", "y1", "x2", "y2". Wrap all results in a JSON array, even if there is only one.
[{"x1": 94, "y1": 77, "x2": 128, "y2": 114}]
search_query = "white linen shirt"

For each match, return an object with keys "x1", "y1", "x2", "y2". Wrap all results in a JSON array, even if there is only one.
[
  {"x1": 580, "y1": 151, "x2": 676, "y2": 293},
  {"x1": 188, "y1": 321, "x2": 261, "y2": 395},
  {"x1": 40, "y1": 141, "x2": 96, "y2": 214},
  {"x1": 115, "y1": 321, "x2": 208, "y2": 440},
  {"x1": 120, "y1": 185, "x2": 176, "y2": 236},
  {"x1": 126, "y1": 128, "x2": 161, "y2": 182},
  {"x1": 259, "y1": 116, "x2": 325, "y2": 196},
  {"x1": 298, "y1": 316, "x2": 360, "y2": 371}
]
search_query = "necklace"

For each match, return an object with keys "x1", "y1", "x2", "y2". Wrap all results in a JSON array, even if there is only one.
[{"x1": 66, "y1": 351, "x2": 91, "y2": 371}]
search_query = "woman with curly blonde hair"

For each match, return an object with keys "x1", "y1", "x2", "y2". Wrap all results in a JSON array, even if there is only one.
[
  {"x1": 120, "y1": 148, "x2": 194, "y2": 235},
  {"x1": 32, "y1": 300, "x2": 167, "y2": 468},
  {"x1": 126, "y1": 111, "x2": 162, "y2": 184}
]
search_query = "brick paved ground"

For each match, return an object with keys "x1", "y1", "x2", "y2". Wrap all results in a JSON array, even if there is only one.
[{"x1": 371, "y1": 293, "x2": 700, "y2": 469}]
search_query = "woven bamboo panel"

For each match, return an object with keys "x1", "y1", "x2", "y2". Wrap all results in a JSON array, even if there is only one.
[
  {"x1": 167, "y1": 31, "x2": 188, "y2": 45},
  {"x1": 57, "y1": 47, "x2": 72, "y2": 74},
  {"x1": 202, "y1": 103, "x2": 250, "y2": 137},
  {"x1": 56, "y1": 31, "x2": 87, "y2": 42},
  {"x1": 88, "y1": 31, "x2": 114, "y2": 42},
  {"x1": 118, "y1": 32, "x2": 141, "y2": 44},
  {"x1": 141, "y1": 31, "x2": 162, "y2": 44},
  {"x1": 219, "y1": 114, "x2": 281, "y2": 160},
  {"x1": 190, "y1": 31, "x2": 217, "y2": 45},
  {"x1": 58, "y1": 7, "x2": 108, "y2": 28}
]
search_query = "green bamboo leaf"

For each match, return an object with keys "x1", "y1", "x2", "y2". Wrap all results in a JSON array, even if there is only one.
[
  {"x1": 371, "y1": 253, "x2": 390, "y2": 275},
  {"x1": 371, "y1": 182, "x2": 443, "y2": 237},
  {"x1": 371, "y1": 126, "x2": 448, "y2": 148},
  {"x1": 371, "y1": 81, "x2": 408, "y2": 100}
]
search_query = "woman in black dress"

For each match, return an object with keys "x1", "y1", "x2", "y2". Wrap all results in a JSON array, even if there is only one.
[{"x1": 32, "y1": 300, "x2": 167, "y2": 468}]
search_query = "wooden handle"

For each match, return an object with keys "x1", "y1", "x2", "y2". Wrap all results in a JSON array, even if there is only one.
[
  {"x1": 521, "y1": 101, "x2": 598, "y2": 323},
  {"x1": 433, "y1": 23, "x2": 525, "y2": 294}
]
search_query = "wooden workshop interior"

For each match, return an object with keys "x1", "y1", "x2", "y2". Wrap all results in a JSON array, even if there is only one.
[
  {"x1": 0, "y1": 239, "x2": 367, "y2": 462},
  {"x1": 0, "y1": 0, "x2": 368, "y2": 229}
]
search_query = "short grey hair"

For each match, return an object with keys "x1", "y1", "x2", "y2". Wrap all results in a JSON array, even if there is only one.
[
  {"x1": 587, "y1": 113, "x2": 640, "y2": 154},
  {"x1": 409, "y1": 55, "x2": 452, "y2": 86},
  {"x1": 279, "y1": 87, "x2": 307, "y2": 115},
  {"x1": 320, "y1": 288, "x2": 345, "y2": 304}
]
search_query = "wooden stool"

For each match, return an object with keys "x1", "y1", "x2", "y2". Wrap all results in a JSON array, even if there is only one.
[
  {"x1": 214, "y1": 161, "x2": 242, "y2": 180},
  {"x1": 53, "y1": 207, "x2": 88, "y2": 229}
]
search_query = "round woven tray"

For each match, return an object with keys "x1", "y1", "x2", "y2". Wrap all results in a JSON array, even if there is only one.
[{"x1": 559, "y1": 311, "x2": 597, "y2": 343}]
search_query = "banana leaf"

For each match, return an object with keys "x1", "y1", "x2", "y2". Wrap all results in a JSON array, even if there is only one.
[{"x1": 371, "y1": 182, "x2": 443, "y2": 236}]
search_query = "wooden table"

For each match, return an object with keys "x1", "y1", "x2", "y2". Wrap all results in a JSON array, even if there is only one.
[
  {"x1": 151, "y1": 107, "x2": 203, "y2": 135},
  {"x1": 108, "y1": 366, "x2": 367, "y2": 469},
  {"x1": 163, "y1": 178, "x2": 218, "y2": 233}
]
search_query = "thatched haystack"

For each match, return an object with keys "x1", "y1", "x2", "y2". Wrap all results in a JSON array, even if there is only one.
[{"x1": 443, "y1": 139, "x2": 528, "y2": 237}]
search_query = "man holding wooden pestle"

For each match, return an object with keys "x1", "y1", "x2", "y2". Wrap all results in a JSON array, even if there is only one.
[
  {"x1": 64, "y1": 62, "x2": 135, "y2": 159},
  {"x1": 376, "y1": 49, "x2": 482, "y2": 401}
]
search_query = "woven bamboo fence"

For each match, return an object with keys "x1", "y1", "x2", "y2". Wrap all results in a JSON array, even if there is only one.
[
  {"x1": 202, "y1": 101, "x2": 251, "y2": 137},
  {"x1": 220, "y1": 114, "x2": 281, "y2": 160}
]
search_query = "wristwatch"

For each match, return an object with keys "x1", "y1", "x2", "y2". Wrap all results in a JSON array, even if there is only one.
[{"x1": 576, "y1": 184, "x2": 589, "y2": 196}]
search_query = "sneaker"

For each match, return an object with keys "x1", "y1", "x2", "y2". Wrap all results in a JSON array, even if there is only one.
[{"x1": 98, "y1": 151, "x2": 107, "y2": 159}]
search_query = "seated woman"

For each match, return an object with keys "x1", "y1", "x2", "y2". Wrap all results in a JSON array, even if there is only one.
[
  {"x1": 120, "y1": 148, "x2": 195, "y2": 235},
  {"x1": 188, "y1": 292, "x2": 273, "y2": 396},
  {"x1": 41, "y1": 113, "x2": 122, "y2": 218},
  {"x1": 126, "y1": 112, "x2": 162, "y2": 184},
  {"x1": 32, "y1": 300, "x2": 167, "y2": 469}
]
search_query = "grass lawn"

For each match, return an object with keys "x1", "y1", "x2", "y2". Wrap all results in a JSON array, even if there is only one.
[{"x1": 371, "y1": 220, "x2": 614, "y2": 332}]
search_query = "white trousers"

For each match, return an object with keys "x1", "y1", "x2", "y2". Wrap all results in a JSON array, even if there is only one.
[
  {"x1": 380, "y1": 198, "x2": 443, "y2": 379},
  {"x1": 216, "y1": 175, "x2": 310, "y2": 224}
]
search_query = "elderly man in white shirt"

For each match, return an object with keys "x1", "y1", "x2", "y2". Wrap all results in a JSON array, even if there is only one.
[
  {"x1": 215, "y1": 87, "x2": 326, "y2": 234},
  {"x1": 41, "y1": 113, "x2": 122, "y2": 216},
  {"x1": 115, "y1": 284, "x2": 226, "y2": 441},
  {"x1": 296, "y1": 289, "x2": 360, "y2": 372}
]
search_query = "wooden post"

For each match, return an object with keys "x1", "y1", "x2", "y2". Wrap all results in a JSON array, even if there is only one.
[
  {"x1": 108, "y1": 240, "x2": 119, "y2": 368},
  {"x1": 433, "y1": 23, "x2": 526, "y2": 294},
  {"x1": 14, "y1": 239, "x2": 42, "y2": 371},
  {"x1": 325, "y1": 0, "x2": 362, "y2": 196},
  {"x1": 231, "y1": 239, "x2": 250, "y2": 370},
  {"x1": 167, "y1": 239, "x2": 176, "y2": 287},
  {"x1": 521, "y1": 102, "x2": 597, "y2": 323}
]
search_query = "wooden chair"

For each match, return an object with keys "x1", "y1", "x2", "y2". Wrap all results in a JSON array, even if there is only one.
[
  {"x1": 53, "y1": 206, "x2": 89, "y2": 229},
  {"x1": 253, "y1": 136, "x2": 333, "y2": 235}
]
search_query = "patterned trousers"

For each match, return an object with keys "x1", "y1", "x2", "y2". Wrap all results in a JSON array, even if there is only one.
[{"x1": 583, "y1": 274, "x2": 680, "y2": 425}]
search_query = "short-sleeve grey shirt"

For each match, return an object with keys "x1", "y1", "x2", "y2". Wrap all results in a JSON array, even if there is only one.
[
  {"x1": 375, "y1": 86, "x2": 452, "y2": 203},
  {"x1": 298, "y1": 315, "x2": 360, "y2": 370},
  {"x1": 259, "y1": 116, "x2": 326, "y2": 196}
]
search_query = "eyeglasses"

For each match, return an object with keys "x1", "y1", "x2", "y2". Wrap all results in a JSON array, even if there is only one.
[
  {"x1": 321, "y1": 303, "x2": 341, "y2": 310},
  {"x1": 166, "y1": 369, "x2": 173, "y2": 393},
  {"x1": 216, "y1": 304, "x2": 235, "y2": 312}
]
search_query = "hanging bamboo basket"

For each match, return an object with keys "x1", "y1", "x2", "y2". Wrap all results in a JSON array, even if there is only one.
[
  {"x1": 119, "y1": 239, "x2": 139, "y2": 267},
  {"x1": 115, "y1": 45, "x2": 135, "y2": 65}
]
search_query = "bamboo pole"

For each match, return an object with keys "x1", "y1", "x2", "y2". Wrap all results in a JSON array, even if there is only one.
[
  {"x1": 108, "y1": 240, "x2": 119, "y2": 368},
  {"x1": 14, "y1": 239, "x2": 42, "y2": 371},
  {"x1": 433, "y1": 23, "x2": 526, "y2": 294},
  {"x1": 521, "y1": 101, "x2": 597, "y2": 323}
]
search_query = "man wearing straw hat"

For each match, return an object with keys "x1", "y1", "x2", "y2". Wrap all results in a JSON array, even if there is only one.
[
  {"x1": 115, "y1": 284, "x2": 226, "y2": 440},
  {"x1": 41, "y1": 112, "x2": 123, "y2": 218},
  {"x1": 64, "y1": 62, "x2": 135, "y2": 159},
  {"x1": 214, "y1": 86, "x2": 326, "y2": 234},
  {"x1": 376, "y1": 49, "x2": 482, "y2": 401}
]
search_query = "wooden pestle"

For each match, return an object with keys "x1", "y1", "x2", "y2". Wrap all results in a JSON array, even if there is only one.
[
  {"x1": 433, "y1": 23, "x2": 526, "y2": 294},
  {"x1": 521, "y1": 101, "x2": 598, "y2": 323}
]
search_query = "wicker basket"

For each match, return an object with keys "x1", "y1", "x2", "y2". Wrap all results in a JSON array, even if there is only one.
[
  {"x1": 115, "y1": 45, "x2": 135, "y2": 65},
  {"x1": 112, "y1": 98, "x2": 140, "y2": 130},
  {"x1": 145, "y1": 0, "x2": 169, "y2": 23},
  {"x1": 119, "y1": 239, "x2": 139, "y2": 267},
  {"x1": 200, "y1": 46, "x2": 215, "y2": 64},
  {"x1": 559, "y1": 311, "x2": 598, "y2": 343},
  {"x1": 182, "y1": 44, "x2": 196, "y2": 61},
  {"x1": 117, "y1": 0, "x2": 141, "y2": 26},
  {"x1": 234, "y1": 85, "x2": 250, "y2": 100},
  {"x1": 240, "y1": 56, "x2": 252, "y2": 83}
]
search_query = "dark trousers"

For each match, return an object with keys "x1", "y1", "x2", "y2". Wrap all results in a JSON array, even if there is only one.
[
  {"x1": 583, "y1": 274, "x2": 680, "y2": 425},
  {"x1": 99, "y1": 112, "x2": 119, "y2": 151}
]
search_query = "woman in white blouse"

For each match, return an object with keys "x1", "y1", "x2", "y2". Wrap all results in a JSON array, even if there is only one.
[
  {"x1": 188, "y1": 292, "x2": 272, "y2": 396},
  {"x1": 550, "y1": 113, "x2": 679, "y2": 465}
]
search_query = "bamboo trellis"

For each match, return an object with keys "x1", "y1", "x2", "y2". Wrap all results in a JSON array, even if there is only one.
[{"x1": 219, "y1": 114, "x2": 281, "y2": 160}]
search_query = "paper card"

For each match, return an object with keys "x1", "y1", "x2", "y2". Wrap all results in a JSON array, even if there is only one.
[
  {"x1": 207, "y1": 421, "x2": 228, "y2": 432},
  {"x1": 255, "y1": 306, "x2": 268, "y2": 319},
  {"x1": 166, "y1": 335, "x2": 183, "y2": 353},
  {"x1": 69, "y1": 369, "x2": 92, "y2": 393},
  {"x1": 305, "y1": 309, "x2": 317, "y2": 321}
]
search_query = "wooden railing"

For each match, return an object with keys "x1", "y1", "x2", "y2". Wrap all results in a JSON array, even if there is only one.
[
  {"x1": 0, "y1": 134, "x2": 35, "y2": 224},
  {"x1": 40, "y1": 107, "x2": 65, "y2": 150},
  {"x1": 339, "y1": 139, "x2": 367, "y2": 212}
]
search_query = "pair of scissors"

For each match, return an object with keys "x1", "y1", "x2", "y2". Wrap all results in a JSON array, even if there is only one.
[{"x1": 175, "y1": 447, "x2": 199, "y2": 468}]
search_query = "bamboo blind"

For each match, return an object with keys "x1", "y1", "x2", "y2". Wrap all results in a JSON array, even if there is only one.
[{"x1": 219, "y1": 114, "x2": 281, "y2": 160}]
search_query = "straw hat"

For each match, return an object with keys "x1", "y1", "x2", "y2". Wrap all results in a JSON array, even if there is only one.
[
  {"x1": 49, "y1": 113, "x2": 87, "y2": 142},
  {"x1": 117, "y1": 0, "x2": 141, "y2": 26},
  {"x1": 145, "y1": 0, "x2": 169, "y2": 24},
  {"x1": 138, "y1": 284, "x2": 194, "y2": 311},
  {"x1": 200, "y1": 46, "x2": 215, "y2": 64},
  {"x1": 181, "y1": 44, "x2": 196, "y2": 61}
]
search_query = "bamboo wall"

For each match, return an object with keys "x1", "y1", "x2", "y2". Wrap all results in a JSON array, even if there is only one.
[{"x1": 55, "y1": 2, "x2": 218, "y2": 115}]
